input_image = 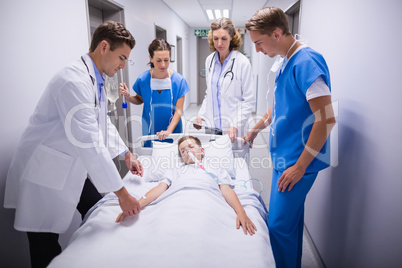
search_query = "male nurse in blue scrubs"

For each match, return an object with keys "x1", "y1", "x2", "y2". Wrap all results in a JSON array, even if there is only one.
[{"x1": 243, "y1": 7, "x2": 336, "y2": 268}]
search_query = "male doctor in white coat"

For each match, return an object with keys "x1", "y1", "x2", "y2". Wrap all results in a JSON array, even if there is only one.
[{"x1": 3, "y1": 21, "x2": 142, "y2": 268}]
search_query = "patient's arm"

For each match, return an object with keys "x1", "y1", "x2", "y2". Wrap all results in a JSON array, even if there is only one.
[
  {"x1": 219, "y1": 185, "x2": 257, "y2": 235},
  {"x1": 139, "y1": 182, "x2": 169, "y2": 208},
  {"x1": 116, "y1": 182, "x2": 169, "y2": 223}
]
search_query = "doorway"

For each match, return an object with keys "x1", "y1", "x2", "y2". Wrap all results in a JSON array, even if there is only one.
[
  {"x1": 286, "y1": 1, "x2": 300, "y2": 35},
  {"x1": 197, "y1": 36, "x2": 211, "y2": 105},
  {"x1": 87, "y1": 0, "x2": 131, "y2": 177},
  {"x1": 176, "y1": 36, "x2": 183, "y2": 75},
  {"x1": 155, "y1": 25, "x2": 167, "y2": 40}
]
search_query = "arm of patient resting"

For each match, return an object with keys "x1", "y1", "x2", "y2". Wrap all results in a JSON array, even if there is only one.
[
  {"x1": 116, "y1": 182, "x2": 169, "y2": 223},
  {"x1": 139, "y1": 182, "x2": 169, "y2": 208},
  {"x1": 219, "y1": 184, "x2": 257, "y2": 235}
]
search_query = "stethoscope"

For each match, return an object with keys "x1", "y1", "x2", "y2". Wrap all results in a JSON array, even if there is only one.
[
  {"x1": 81, "y1": 56, "x2": 108, "y2": 142},
  {"x1": 209, "y1": 52, "x2": 236, "y2": 81},
  {"x1": 81, "y1": 56, "x2": 98, "y2": 106},
  {"x1": 81, "y1": 56, "x2": 95, "y2": 85},
  {"x1": 224, "y1": 58, "x2": 235, "y2": 81}
]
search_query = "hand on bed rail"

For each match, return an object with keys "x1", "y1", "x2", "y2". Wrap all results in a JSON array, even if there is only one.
[
  {"x1": 241, "y1": 131, "x2": 258, "y2": 148},
  {"x1": 156, "y1": 130, "x2": 172, "y2": 140},
  {"x1": 226, "y1": 126, "x2": 238, "y2": 143}
]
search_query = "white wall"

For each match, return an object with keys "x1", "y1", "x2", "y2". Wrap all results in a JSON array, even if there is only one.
[
  {"x1": 0, "y1": 1, "x2": 89, "y2": 266},
  {"x1": 299, "y1": 0, "x2": 402, "y2": 267},
  {"x1": 0, "y1": 0, "x2": 191, "y2": 266},
  {"x1": 250, "y1": 0, "x2": 402, "y2": 266}
]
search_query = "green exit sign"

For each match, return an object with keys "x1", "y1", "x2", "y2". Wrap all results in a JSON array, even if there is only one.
[{"x1": 194, "y1": 29, "x2": 209, "y2": 36}]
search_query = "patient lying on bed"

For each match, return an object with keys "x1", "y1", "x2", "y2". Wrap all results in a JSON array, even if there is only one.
[{"x1": 116, "y1": 135, "x2": 257, "y2": 235}]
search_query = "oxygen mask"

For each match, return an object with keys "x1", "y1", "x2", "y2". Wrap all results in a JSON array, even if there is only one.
[{"x1": 182, "y1": 147, "x2": 203, "y2": 165}]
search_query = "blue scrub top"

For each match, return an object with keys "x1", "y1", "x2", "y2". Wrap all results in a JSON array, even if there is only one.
[
  {"x1": 133, "y1": 70, "x2": 190, "y2": 145},
  {"x1": 270, "y1": 47, "x2": 331, "y2": 173}
]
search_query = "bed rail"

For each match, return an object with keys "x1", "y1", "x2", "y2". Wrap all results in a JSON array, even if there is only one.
[{"x1": 132, "y1": 134, "x2": 250, "y2": 163}]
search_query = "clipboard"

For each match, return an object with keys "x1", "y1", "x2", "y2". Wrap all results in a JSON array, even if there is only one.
[{"x1": 193, "y1": 122, "x2": 223, "y2": 135}]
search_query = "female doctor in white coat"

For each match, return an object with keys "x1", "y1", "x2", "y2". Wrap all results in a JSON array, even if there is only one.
[
  {"x1": 195, "y1": 17, "x2": 255, "y2": 144},
  {"x1": 3, "y1": 21, "x2": 142, "y2": 268}
]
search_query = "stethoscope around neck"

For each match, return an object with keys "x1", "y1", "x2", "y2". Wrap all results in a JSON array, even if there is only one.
[
  {"x1": 209, "y1": 51, "x2": 236, "y2": 81},
  {"x1": 81, "y1": 56, "x2": 95, "y2": 85}
]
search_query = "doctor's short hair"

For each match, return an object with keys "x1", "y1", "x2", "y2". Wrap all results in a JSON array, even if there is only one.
[
  {"x1": 208, "y1": 17, "x2": 243, "y2": 52},
  {"x1": 89, "y1": 20, "x2": 135, "y2": 52},
  {"x1": 245, "y1": 7, "x2": 291, "y2": 36},
  {"x1": 148, "y1": 39, "x2": 171, "y2": 68}
]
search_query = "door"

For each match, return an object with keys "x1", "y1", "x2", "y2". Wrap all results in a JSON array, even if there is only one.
[
  {"x1": 87, "y1": 0, "x2": 131, "y2": 177},
  {"x1": 155, "y1": 25, "x2": 167, "y2": 40},
  {"x1": 197, "y1": 36, "x2": 211, "y2": 105},
  {"x1": 176, "y1": 36, "x2": 183, "y2": 75}
]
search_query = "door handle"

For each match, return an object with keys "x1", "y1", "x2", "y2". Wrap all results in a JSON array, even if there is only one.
[{"x1": 199, "y1": 68, "x2": 206, "y2": 78}]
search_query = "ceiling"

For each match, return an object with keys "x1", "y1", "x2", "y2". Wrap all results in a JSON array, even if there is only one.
[{"x1": 162, "y1": 0, "x2": 268, "y2": 28}]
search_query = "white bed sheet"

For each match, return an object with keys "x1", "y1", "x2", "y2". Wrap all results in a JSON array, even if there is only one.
[{"x1": 49, "y1": 157, "x2": 275, "y2": 268}]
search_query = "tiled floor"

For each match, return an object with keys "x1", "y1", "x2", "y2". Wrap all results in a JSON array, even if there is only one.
[{"x1": 183, "y1": 103, "x2": 324, "y2": 268}]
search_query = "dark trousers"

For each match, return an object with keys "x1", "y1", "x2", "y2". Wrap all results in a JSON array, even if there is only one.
[{"x1": 27, "y1": 178, "x2": 102, "y2": 268}]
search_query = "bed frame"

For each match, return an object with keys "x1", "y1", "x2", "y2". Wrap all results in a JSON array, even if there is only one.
[{"x1": 133, "y1": 133, "x2": 250, "y2": 163}]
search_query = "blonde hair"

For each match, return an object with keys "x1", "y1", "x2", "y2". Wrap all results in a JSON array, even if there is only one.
[{"x1": 208, "y1": 17, "x2": 243, "y2": 52}]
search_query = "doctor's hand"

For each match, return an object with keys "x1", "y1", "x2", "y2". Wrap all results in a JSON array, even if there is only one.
[
  {"x1": 193, "y1": 117, "x2": 203, "y2": 130},
  {"x1": 156, "y1": 130, "x2": 172, "y2": 140},
  {"x1": 114, "y1": 187, "x2": 141, "y2": 223},
  {"x1": 119, "y1": 82, "x2": 130, "y2": 97},
  {"x1": 278, "y1": 163, "x2": 306, "y2": 192},
  {"x1": 242, "y1": 130, "x2": 258, "y2": 148},
  {"x1": 226, "y1": 127, "x2": 238, "y2": 143},
  {"x1": 124, "y1": 151, "x2": 143, "y2": 177}
]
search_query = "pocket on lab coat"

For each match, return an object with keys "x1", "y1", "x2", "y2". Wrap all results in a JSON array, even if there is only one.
[{"x1": 23, "y1": 144, "x2": 74, "y2": 190}]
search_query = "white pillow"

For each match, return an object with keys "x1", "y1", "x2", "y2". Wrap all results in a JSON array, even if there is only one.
[
  {"x1": 144, "y1": 141, "x2": 179, "y2": 182},
  {"x1": 145, "y1": 136, "x2": 235, "y2": 181},
  {"x1": 203, "y1": 135, "x2": 235, "y2": 178},
  {"x1": 151, "y1": 141, "x2": 179, "y2": 169}
]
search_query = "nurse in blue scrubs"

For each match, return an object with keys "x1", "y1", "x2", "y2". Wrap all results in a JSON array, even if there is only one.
[
  {"x1": 120, "y1": 39, "x2": 190, "y2": 146},
  {"x1": 243, "y1": 7, "x2": 336, "y2": 268}
]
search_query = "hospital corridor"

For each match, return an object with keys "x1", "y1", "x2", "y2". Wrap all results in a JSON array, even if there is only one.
[{"x1": 1, "y1": 0, "x2": 402, "y2": 267}]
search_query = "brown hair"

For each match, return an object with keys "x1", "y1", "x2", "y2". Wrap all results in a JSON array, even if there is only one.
[
  {"x1": 89, "y1": 20, "x2": 135, "y2": 52},
  {"x1": 208, "y1": 17, "x2": 243, "y2": 52},
  {"x1": 245, "y1": 7, "x2": 291, "y2": 36},
  {"x1": 177, "y1": 136, "x2": 202, "y2": 155},
  {"x1": 148, "y1": 38, "x2": 171, "y2": 68}
]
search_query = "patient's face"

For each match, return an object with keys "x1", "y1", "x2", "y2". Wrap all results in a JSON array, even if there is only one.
[{"x1": 178, "y1": 139, "x2": 204, "y2": 165}]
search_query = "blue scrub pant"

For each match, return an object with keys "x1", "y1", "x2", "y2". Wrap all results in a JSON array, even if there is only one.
[{"x1": 268, "y1": 169, "x2": 318, "y2": 268}]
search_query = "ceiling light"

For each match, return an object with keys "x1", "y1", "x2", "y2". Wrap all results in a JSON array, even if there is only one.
[
  {"x1": 223, "y1": 9, "x2": 229, "y2": 18},
  {"x1": 214, "y1": 9, "x2": 222, "y2": 19},
  {"x1": 206, "y1": 9, "x2": 214, "y2": 20}
]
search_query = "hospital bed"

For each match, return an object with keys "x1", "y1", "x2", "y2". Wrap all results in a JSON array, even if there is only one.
[{"x1": 49, "y1": 134, "x2": 275, "y2": 268}]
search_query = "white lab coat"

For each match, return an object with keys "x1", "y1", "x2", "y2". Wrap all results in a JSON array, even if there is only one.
[
  {"x1": 198, "y1": 50, "x2": 255, "y2": 137},
  {"x1": 4, "y1": 54, "x2": 127, "y2": 233}
]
